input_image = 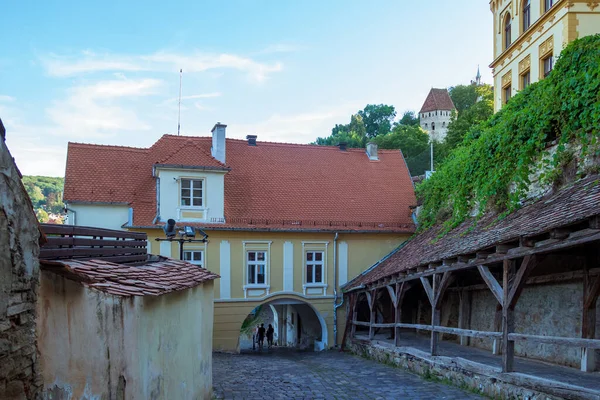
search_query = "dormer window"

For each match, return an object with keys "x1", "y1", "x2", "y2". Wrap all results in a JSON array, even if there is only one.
[{"x1": 181, "y1": 178, "x2": 203, "y2": 207}]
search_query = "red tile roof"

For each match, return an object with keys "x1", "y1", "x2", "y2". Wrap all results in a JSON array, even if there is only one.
[
  {"x1": 64, "y1": 134, "x2": 417, "y2": 233},
  {"x1": 419, "y1": 88, "x2": 456, "y2": 113},
  {"x1": 345, "y1": 174, "x2": 600, "y2": 289},
  {"x1": 40, "y1": 257, "x2": 218, "y2": 296}
]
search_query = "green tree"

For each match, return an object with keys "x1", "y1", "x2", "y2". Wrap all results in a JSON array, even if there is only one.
[
  {"x1": 358, "y1": 104, "x2": 396, "y2": 137},
  {"x1": 373, "y1": 125, "x2": 437, "y2": 175},
  {"x1": 397, "y1": 110, "x2": 420, "y2": 127},
  {"x1": 448, "y1": 84, "x2": 480, "y2": 114},
  {"x1": 314, "y1": 114, "x2": 367, "y2": 148},
  {"x1": 36, "y1": 209, "x2": 49, "y2": 223},
  {"x1": 28, "y1": 186, "x2": 45, "y2": 208},
  {"x1": 445, "y1": 84, "x2": 494, "y2": 150}
]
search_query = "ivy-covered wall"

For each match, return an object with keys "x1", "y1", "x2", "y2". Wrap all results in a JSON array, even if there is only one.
[{"x1": 417, "y1": 35, "x2": 600, "y2": 232}]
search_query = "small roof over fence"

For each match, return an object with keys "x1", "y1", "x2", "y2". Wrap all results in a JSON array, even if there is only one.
[{"x1": 39, "y1": 224, "x2": 218, "y2": 296}]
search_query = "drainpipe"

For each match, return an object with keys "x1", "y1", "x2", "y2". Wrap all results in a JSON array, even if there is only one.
[
  {"x1": 333, "y1": 232, "x2": 344, "y2": 347},
  {"x1": 152, "y1": 165, "x2": 161, "y2": 224},
  {"x1": 64, "y1": 205, "x2": 76, "y2": 225}
]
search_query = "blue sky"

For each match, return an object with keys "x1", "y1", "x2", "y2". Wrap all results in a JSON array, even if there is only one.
[{"x1": 1, "y1": 1, "x2": 493, "y2": 177}]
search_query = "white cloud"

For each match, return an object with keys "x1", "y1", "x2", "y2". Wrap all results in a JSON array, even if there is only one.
[
  {"x1": 0, "y1": 95, "x2": 15, "y2": 102},
  {"x1": 41, "y1": 50, "x2": 283, "y2": 83},
  {"x1": 46, "y1": 78, "x2": 162, "y2": 138},
  {"x1": 227, "y1": 103, "x2": 362, "y2": 144}
]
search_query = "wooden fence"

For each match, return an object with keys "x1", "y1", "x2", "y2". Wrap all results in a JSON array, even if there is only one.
[{"x1": 39, "y1": 224, "x2": 148, "y2": 264}]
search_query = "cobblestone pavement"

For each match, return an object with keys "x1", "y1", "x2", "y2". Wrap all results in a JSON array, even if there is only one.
[{"x1": 213, "y1": 350, "x2": 483, "y2": 399}]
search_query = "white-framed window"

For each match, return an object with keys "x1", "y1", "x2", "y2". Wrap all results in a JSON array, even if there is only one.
[
  {"x1": 305, "y1": 251, "x2": 324, "y2": 284},
  {"x1": 181, "y1": 178, "x2": 203, "y2": 207},
  {"x1": 247, "y1": 251, "x2": 267, "y2": 285},
  {"x1": 542, "y1": 55, "x2": 554, "y2": 78},
  {"x1": 183, "y1": 250, "x2": 204, "y2": 267}
]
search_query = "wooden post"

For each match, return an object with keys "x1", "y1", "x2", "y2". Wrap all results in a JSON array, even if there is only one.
[
  {"x1": 502, "y1": 259, "x2": 515, "y2": 372},
  {"x1": 394, "y1": 282, "x2": 407, "y2": 347},
  {"x1": 427, "y1": 272, "x2": 454, "y2": 356},
  {"x1": 582, "y1": 251, "x2": 600, "y2": 372},
  {"x1": 350, "y1": 293, "x2": 358, "y2": 338},
  {"x1": 458, "y1": 290, "x2": 471, "y2": 346},
  {"x1": 368, "y1": 289, "x2": 376, "y2": 340},
  {"x1": 492, "y1": 304, "x2": 503, "y2": 355}
]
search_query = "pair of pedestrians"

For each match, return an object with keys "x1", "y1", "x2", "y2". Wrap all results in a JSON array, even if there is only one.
[{"x1": 254, "y1": 323, "x2": 274, "y2": 349}]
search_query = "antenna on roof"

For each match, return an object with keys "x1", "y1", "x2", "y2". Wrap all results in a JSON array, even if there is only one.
[{"x1": 177, "y1": 69, "x2": 183, "y2": 136}]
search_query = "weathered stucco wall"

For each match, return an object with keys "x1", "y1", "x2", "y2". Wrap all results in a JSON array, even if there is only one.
[
  {"x1": 0, "y1": 120, "x2": 42, "y2": 399},
  {"x1": 470, "y1": 282, "x2": 600, "y2": 368},
  {"x1": 38, "y1": 271, "x2": 214, "y2": 400}
]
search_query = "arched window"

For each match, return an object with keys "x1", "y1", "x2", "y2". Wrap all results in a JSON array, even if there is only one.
[
  {"x1": 432, "y1": 122, "x2": 436, "y2": 131},
  {"x1": 523, "y1": 0, "x2": 531, "y2": 31},
  {"x1": 504, "y1": 13, "x2": 512, "y2": 50},
  {"x1": 442, "y1": 122, "x2": 445, "y2": 127},
  {"x1": 425, "y1": 123, "x2": 428, "y2": 128}
]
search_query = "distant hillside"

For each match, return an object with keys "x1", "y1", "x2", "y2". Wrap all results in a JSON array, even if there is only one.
[{"x1": 21, "y1": 176, "x2": 65, "y2": 223}]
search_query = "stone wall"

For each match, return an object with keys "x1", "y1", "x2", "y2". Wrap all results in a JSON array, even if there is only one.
[
  {"x1": 0, "y1": 119, "x2": 42, "y2": 399},
  {"x1": 469, "y1": 281, "x2": 600, "y2": 369}
]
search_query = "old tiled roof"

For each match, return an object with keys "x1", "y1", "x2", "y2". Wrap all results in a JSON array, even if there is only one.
[
  {"x1": 419, "y1": 88, "x2": 456, "y2": 113},
  {"x1": 40, "y1": 257, "x2": 219, "y2": 296},
  {"x1": 345, "y1": 174, "x2": 600, "y2": 289},
  {"x1": 64, "y1": 135, "x2": 417, "y2": 233}
]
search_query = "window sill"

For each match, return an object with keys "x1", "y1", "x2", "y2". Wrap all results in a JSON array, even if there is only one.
[
  {"x1": 303, "y1": 283, "x2": 328, "y2": 289},
  {"x1": 243, "y1": 284, "x2": 270, "y2": 290}
]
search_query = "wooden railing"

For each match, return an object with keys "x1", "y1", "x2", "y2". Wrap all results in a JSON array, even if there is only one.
[{"x1": 39, "y1": 224, "x2": 148, "y2": 264}]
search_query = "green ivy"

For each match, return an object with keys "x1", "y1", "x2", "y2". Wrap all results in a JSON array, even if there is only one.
[{"x1": 416, "y1": 35, "x2": 600, "y2": 232}]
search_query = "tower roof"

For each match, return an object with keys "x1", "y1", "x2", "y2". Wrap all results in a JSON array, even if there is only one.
[{"x1": 419, "y1": 88, "x2": 456, "y2": 113}]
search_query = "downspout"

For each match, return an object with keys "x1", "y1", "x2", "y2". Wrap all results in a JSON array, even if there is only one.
[
  {"x1": 333, "y1": 232, "x2": 344, "y2": 347},
  {"x1": 64, "y1": 205, "x2": 76, "y2": 225},
  {"x1": 152, "y1": 165, "x2": 161, "y2": 224}
]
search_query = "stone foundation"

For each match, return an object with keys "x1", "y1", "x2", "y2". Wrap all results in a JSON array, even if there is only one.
[{"x1": 347, "y1": 338, "x2": 600, "y2": 400}]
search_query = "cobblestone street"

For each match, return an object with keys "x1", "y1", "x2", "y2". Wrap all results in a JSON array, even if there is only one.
[{"x1": 213, "y1": 350, "x2": 483, "y2": 399}]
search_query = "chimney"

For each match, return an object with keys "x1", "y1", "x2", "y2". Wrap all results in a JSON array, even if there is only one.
[
  {"x1": 366, "y1": 142, "x2": 378, "y2": 160},
  {"x1": 338, "y1": 142, "x2": 347, "y2": 151},
  {"x1": 211, "y1": 122, "x2": 227, "y2": 164},
  {"x1": 246, "y1": 135, "x2": 257, "y2": 146}
]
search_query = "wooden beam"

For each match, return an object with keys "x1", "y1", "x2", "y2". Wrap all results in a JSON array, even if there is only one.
[
  {"x1": 420, "y1": 277, "x2": 434, "y2": 306},
  {"x1": 502, "y1": 259, "x2": 516, "y2": 373},
  {"x1": 369, "y1": 288, "x2": 377, "y2": 340},
  {"x1": 550, "y1": 228, "x2": 571, "y2": 240},
  {"x1": 386, "y1": 285, "x2": 397, "y2": 308},
  {"x1": 582, "y1": 251, "x2": 600, "y2": 372},
  {"x1": 507, "y1": 255, "x2": 537, "y2": 309},
  {"x1": 394, "y1": 282, "x2": 407, "y2": 347},
  {"x1": 508, "y1": 333, "x2": 600, "y2": 349},
  {"x1": 477, "y1": 265, "x2": 504, "y2": 307},
  {"x1": 589, "y1": 215, "x2": 600, "y2": 230},
  {"x1": 350, "y1": 293, "x2": 358, "y2": 338},
  {"x1": 519, "y1": 236, "x2": 535, "y2": 248},
  {"x1": 430, "y1": 274, "x2": 442, "y2": 356},
  {"x1": 433, "y1": 271, "x2": 455, "y2": 309}
]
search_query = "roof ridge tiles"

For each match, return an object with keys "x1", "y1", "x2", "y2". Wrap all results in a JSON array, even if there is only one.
[{"x1": 68, "y1": 142, "x2": 149, "y2": 152}]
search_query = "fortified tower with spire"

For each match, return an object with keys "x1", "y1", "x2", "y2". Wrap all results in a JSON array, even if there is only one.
[{"x1": 419, "y1": 88, "x2": 456, "y2": 142}]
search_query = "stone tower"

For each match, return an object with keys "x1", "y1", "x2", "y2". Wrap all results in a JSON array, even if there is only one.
[{"x1": 419, "y1": 88, "x2": 456, "y2": 142}]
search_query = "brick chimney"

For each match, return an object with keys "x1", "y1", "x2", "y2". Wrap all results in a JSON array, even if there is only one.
[
  {"x1": 211, "y1": 122, "x2": 227, "y2": 164},
  {"x1": 246, "y1": 135, "x2": 257, "y2": 146}
]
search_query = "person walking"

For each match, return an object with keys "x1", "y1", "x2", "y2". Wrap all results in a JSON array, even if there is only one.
[
  {"x1": 257, "y1": 323, "x2": 266, "y2": 350},
  {"x1": 266, "y1": 324, "x2": 274, "y2": 348},
  {"x1": 252, "y1": 325, "x2": 259, "y2": 351}
]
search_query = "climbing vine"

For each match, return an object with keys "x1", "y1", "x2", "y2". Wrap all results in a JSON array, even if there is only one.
[{"x1": 416, "y1": 34, "x2": 600, "y2": 232}]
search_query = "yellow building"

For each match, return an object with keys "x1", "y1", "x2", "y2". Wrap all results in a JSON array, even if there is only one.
[
  {"x1": 63, "y1": 124, "x2": 416, "y2": 352},
  {"x1": 490, "y1": 0, "x2": 600, "y2": 111}
]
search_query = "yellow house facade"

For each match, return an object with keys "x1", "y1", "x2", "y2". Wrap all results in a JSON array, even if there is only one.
[
  {"x1": 63, "y1": 124, "x2": 417, "y2": 352},
  {"x1": 490, "y1": 0, "x2": 600, "y2": 111}
]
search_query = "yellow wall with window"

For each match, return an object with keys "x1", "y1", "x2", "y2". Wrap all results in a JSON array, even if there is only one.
[
  {"x1": 138, "y1": 227, "x2": 408, "y2": 352},
  {"x1": 489, "y1": 0, "x2": 600, "y2": 111}
]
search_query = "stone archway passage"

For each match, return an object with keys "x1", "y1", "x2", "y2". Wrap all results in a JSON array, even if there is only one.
[{"x1": 234, "y1": 295, "x2": 329, "y2": 353}]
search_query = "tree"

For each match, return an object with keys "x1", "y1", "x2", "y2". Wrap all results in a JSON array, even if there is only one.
[
  {"x1": 445, "y1": 84, "x2": 494, "y2": 150},
  {"x1": 28, "y1": 186, "x2": 45, "y2": 208},
  {"x1": 314, "y1": 114, "x2": 367, "y2": 148},
  {"x1": 36, "y1": 209, "x2": 49, "y2": 223},
  {"x1": 397, "y1": 110, "x2": 419, "y2": 127},
  {"x1": 372, "y1": 125, "x2": 437, "y2": 176},
  {"x1": 448, "y1": 85, "x2": 480, "y2": 114},
  {"x1": 357, "y1": 104, "x2": 396, "y2": 137}
]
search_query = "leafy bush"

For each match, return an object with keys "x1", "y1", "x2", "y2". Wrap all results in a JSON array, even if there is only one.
[{"x1": 416, "y1": 34, "x2": 600, "y2": 231}]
